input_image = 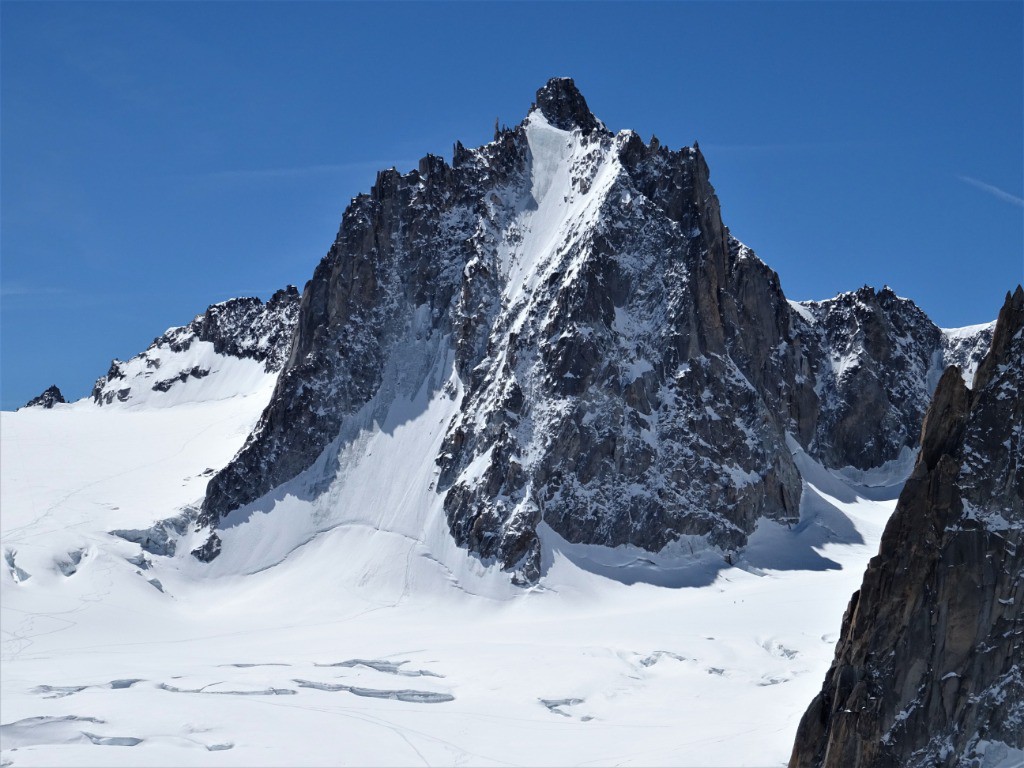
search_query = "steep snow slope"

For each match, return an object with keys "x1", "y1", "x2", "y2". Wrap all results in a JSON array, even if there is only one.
[{"x1": 2, "y1": 377, "x2": 905, "y2": 767}]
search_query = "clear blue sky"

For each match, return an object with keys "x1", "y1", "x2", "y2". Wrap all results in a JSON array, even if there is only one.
[{"x1": 2, "y1": 1, "x2": 1022, "y2": 409}]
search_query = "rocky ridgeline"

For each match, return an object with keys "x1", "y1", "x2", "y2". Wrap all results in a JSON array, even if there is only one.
[
  {"x1": 91, "y1": 287, "x2": 300, "y2": 405},
  {"x1": 790, "y1": 286, "x2": 1023, "y2": 767},
  {"x1": 193, "y1": 78, "x2": 993, "y2": 582},
  {"x1": 21, "y1": 385, "x2": 66, "y2": 410},
  {"x1": 791, "y1": 287, "x2": 995, "y2": 471}
]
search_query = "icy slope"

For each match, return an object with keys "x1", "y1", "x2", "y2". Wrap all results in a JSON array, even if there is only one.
[{"x1": 1, "y1": 382, "x2": 904, "y2": 767}]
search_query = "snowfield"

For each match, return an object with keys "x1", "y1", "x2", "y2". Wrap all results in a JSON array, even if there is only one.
[{"x1": 1, "y1": 374, "x2": 904, "y2": 767}]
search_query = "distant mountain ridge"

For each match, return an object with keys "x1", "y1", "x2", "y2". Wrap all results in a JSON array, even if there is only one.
[{"x1": 20, "y1": 385, "x2": 65, "y2": 410}]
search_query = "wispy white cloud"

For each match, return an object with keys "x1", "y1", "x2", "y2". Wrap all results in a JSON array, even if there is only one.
[
  {"x1": 202, "y1": 160, "x2": 419, "y2": 183},
  {"x1": 701, "y1": 140, "x2": 867, "y2": 154},
  {"x1": 0, "y1": 282, "x2": 68, "y2": 298},
  {"x1": 957, "y1": 175, "x2": 1024, "y2": 208}
]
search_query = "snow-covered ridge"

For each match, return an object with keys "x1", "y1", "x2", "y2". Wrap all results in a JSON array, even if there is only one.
[
  {"x1": 941, "y1": 320, "x2": 996, "y2": 385},
  {"x1": 90, "y1": 287, "x2": 299, "y2": 408}
]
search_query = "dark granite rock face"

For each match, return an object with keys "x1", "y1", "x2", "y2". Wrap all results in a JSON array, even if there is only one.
[
  {"x1": 435, "y1": 128, "x2": 808, "y2": 580},
  {"x1": 533, "y1": 77, "x2": 605, "y2": 135},
  {"x1": 198, "y1": 80, "x2": 812, "y2": 575},
  {"x1": 91, "y1": 286, "x2": 300, "y2": 405},
  {"x1": 789, "y1": 286, "x2": 1024, "y2": 768},
  {"x1": 792, "y1": 287, "x2": 948, "y2": 471},
  {"x1": 22, "y1": 385, "x2": 66, "y2": 410},
  {"x1": 193, "y1": 79, "x2": 995, "y2": 582}
]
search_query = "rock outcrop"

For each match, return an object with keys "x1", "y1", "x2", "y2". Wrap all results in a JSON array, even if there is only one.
[
  {"x1": 21, "y1": 385, "x2": 66, "y2": 410},
  {"x1": 194, "y1": 78, "x2": 995, "y2": 581},
  {"x1": 789, "y1": 285, "x2": 1024, "y2": 767},
  {"x1": 91, "y1": 287, "x2": 300, "y2": 406},
  {"x1": 792, "y1": 287, "x2": 946, "y2": 470}
]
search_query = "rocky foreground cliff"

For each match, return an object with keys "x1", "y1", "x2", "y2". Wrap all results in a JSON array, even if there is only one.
[
  {"x1": 790, "y1": 285, "x2": 1024, "y2": 767},
  {"x1": 191, "y1": 78, "x2": 993, "y2": 580}
]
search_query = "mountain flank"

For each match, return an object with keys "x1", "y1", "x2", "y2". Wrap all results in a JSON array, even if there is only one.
[
  {"x1": 790, "y1": 286, "x2": 1023, "y2": 767},
  {"x1": 192, "y1": 78, "x2": 995, "y2": 582}
]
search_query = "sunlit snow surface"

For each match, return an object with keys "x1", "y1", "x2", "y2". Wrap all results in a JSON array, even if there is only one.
[{"x1": 0, "y1": 374, "x2": 906, "y2": 768}]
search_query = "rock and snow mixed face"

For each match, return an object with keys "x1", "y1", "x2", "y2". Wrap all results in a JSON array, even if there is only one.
[
  {"x1": 1, "y1": 78, "x2": 1013, "y2": 768},
  {"x1": 90, "y1": 287, "x2": 300, "y2": 408},
  {"x1": 198, "y1": 79, "x2": 818, "y2": 579},
  {"x1": 788, "y1": 286, "x2": 995, "y2": 472},
  {"x1": 195, "y1": 79, "x2": 995, "y2": 582},
  {"x1": 790, "y1": 286, "x2": 1023, "y2": 768},
  {"x1": 20, "y1": 385, "x2": 66, "y2": 410}
]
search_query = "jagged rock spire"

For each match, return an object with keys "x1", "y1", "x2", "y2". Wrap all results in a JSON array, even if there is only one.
[
  {"x1": 193, "y1": 79, "x2": 999, "y2": 589},
  {"x1": 532, "y1": 77, "x2": 604, "y2": 134},
  {"x1": 21, "y1": 385, "x2": 65, "y2": 410}
]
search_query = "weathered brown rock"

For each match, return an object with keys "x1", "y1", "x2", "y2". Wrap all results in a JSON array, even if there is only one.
[{"x1": 790, "y1": 285, "x2": 1024, "y2": 768}]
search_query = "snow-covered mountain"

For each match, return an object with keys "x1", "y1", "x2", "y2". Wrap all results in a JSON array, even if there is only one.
[
  {"x1": 789, "y1": 286, "x2": 995, "y2": 472},
  {"x1": 90, "y1": 286, "x2": 299, "y2": 408},
  {"x1": 194, "y1": 78, "x2": 993, "y2": 583},
  {"x1": 0, "y1": 78, "x2": 1012, "y2": 767}
]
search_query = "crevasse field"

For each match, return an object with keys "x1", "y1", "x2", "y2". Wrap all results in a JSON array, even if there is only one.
[{"x1": 1, "y1": 366, "x2": 908, "y2": 767}]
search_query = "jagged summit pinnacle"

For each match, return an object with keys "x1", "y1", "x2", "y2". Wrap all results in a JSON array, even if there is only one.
[
  {"x1": 532, "y1": 77, "x2": 605, "y2": 134},
  {"x1": 21, "y1": 384, "x2": 65, "y2": 410}
]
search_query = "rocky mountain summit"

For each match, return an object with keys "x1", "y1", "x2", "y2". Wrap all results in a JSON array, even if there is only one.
[
  {"x1": 193, "y1": 78, "x2": 993, "y2": 580},
  {"x1": 21, "y1": 385, "x2": 65, "y2": 410},
  {"x1": 790, "y1": 287, "x2": 995, "y2": 471},
  {"x1": 91, "y1": 287, "x2": 300, "y2": 406},
  {"x1": 790, "y1": 286, "x2": 1023, "y2": 768}
]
